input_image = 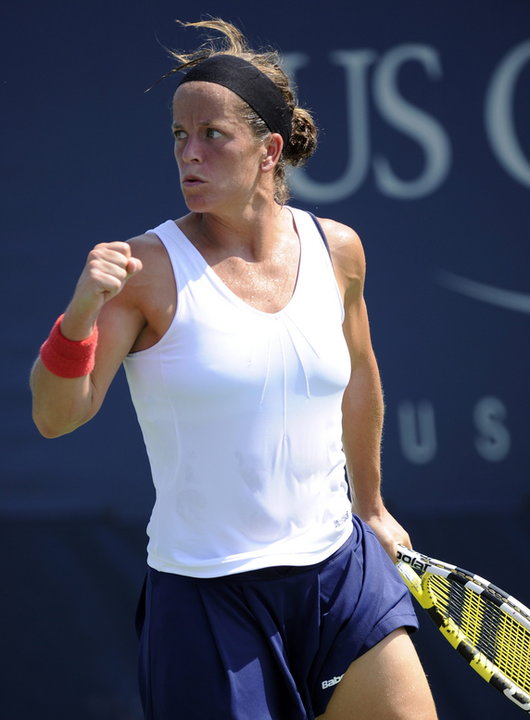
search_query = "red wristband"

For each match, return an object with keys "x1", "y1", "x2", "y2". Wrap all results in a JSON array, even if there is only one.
[{"x1": 39, "y1": 314, "x2": 99, "y2": 378}]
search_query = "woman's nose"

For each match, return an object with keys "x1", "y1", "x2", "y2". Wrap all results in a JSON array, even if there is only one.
[{"x1": 180, "y1": 135, "x2": 202, "y2": 163}]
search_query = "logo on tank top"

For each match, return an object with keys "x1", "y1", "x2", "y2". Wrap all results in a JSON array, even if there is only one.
[{"x1": 334, "y1": 510, "x2": 350, "y2": 528}]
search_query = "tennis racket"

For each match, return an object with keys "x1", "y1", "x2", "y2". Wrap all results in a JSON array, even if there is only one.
[{"x1": 396, "y1": 544, "x2": 530, "y2": 713}]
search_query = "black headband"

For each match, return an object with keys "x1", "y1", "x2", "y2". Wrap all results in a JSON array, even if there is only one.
[{"x1": 178, "y1": 54, "x2": 292, "y2": 146}]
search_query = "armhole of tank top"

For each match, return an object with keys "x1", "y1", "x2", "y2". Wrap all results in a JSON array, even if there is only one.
[{"x1": 126, "y1": 222, "x2": 183, "y2": 358}]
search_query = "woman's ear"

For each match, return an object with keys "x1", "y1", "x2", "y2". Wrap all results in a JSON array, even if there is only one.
[{"x1": 260, "y1": 133, "x2": 283, "y2": 172}]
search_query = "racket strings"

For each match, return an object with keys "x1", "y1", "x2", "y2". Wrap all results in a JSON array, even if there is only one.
[{"x1": 428, "y1": 574, "x2": 530, "y2": 692}]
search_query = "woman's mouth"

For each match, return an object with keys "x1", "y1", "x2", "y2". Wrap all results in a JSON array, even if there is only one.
[{"x1": 182, "y1": 175, "x2": 205, "y2": 187}]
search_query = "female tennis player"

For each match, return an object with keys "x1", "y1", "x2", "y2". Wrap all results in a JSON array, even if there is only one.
[{"x1": 30, "y1": 18, "x2": 437, "y2": 720}]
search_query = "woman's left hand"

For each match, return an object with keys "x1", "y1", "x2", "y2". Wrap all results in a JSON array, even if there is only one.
[{"x1": 361, "y1": 506, "x2": 412, "y2": 561}]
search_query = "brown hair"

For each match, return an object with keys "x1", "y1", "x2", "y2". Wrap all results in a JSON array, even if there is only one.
[{"x1": 166, "y1": 19, "x2": 318, "y2": 204}]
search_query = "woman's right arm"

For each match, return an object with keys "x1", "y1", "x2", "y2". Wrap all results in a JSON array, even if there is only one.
[{"x1": 30, "y1": 240, "x2": 144, "y2": 438}]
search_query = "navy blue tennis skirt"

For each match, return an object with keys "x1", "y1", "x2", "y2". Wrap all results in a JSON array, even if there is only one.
[{"x1": 136, "y1": 516, "x2": 418, "y2": 719}]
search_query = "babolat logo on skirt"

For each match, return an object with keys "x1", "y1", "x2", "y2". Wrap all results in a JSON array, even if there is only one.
[{"x1": 322, "y1": 674, "x2": 344, "y2": 689}]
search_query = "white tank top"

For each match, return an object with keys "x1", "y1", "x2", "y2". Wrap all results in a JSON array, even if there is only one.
[{"x1": 123, "y1": 207, "x2": 353, "y2": 578}]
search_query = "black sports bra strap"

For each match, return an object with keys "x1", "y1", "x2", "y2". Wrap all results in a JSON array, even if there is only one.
[{"x1": 308, "y1": 211, "x2": 331, "y2": 259}]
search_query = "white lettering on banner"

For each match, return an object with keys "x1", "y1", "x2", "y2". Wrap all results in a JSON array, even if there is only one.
[
  {"x1": 438, "y1": 271, "x2": 530, "y2": 315},
  {"x1": 284, "y1": 41, "x2": 529, "y2": 202},
  {"x1": 398, "y1": 400, "x2": 437, "y2": 464},
  {"x1": 372, "y1": 45, "x2": 451, "y2": 199},
  {"x1": 283, "y1": 45, "x2": 450, "y2": 202},
  {"x1": 397, "y1": 397, "x2": 511, "y2": 464},
  {"x1": 284, "y1": 50, "x2": 376, "y2": 202},
  {"x1": 485, "y1": 40, "x2": 530, "y2": 188},
  {"x1": 474, "y1": 397, "x2": 511, "y2": 462}
]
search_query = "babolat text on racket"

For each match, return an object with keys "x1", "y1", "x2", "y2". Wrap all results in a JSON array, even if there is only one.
[{"x1": 396, "y1": 544, "x2": 530, "y2": 713}]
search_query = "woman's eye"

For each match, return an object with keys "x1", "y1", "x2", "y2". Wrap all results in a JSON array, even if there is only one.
[
  {"x1": 173, "y1": 129, "x2": 186, "y2": 140},
  {"x1": 206, "y1": 128, "x2": 222, "y2": 138}
]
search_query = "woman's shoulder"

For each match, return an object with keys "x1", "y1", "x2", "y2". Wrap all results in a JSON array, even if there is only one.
[
  {"x1": 315, "y1": 216, "x2": 366, "y2": 285},
  {"x1": 117, "y1": 225, "x2": 177, "y2": 299},
  {"x1": 315, "y1": 216, "x2": 362, "y2": 251},
  {"x1": 107, "y1": 226, "x2": 178, "y2": 350},
  {"x1": 128, "y1": 219, "x2": 181, "y2": 253}
]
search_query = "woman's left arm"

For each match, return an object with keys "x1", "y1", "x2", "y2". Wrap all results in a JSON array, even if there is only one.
[{"x1": 320, "y1": 218, "x2": 412, "y2": 559}]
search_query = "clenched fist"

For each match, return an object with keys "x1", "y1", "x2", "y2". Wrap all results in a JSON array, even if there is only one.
[
  {"x1": 73, "y1": 242, "x2": 143, "y2": 314},
  {"x1": 58, "y1": 241, "x2": 143, "y2": 341}
]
